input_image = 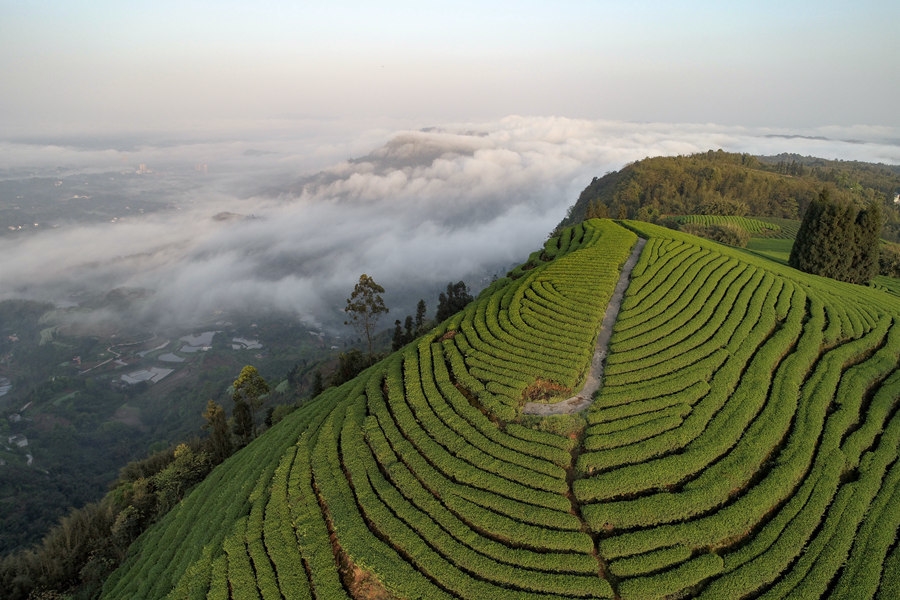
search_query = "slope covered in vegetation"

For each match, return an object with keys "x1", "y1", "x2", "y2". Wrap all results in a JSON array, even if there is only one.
[
  {"x1": 561, "y1": 151, "x2": 900, "y2": 243},
  {"x1": 101, "y1": 219, "x2": 900, "y2": 599}
]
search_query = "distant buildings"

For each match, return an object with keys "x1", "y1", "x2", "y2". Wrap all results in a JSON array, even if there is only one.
[
  {"x1": 120, "y1": 367, "x2": 174, "y2": 385},
  {"x1": 7, "y1": 434, "x2": 28, "y2": 448}
]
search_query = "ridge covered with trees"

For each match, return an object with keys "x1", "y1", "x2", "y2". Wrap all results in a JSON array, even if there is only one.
[{"x1": 561, "y1": 150, "x2": 900, "y2": 243}]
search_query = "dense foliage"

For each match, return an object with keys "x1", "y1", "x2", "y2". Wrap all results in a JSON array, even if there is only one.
[
  {"x1": 94, "y1": 219, "x2": 900, "y2": 599},
  {"x1": 435, "y1": 280, "x2": 475, "y2": 322},
  {"x1": 880, "y1": 242, "x2": 900, "y2": 278},
  {"x1": 0, "y1": 367, "x2": 280, "y2": 599},
  {"x1": 0, "y1": 439, "x2": 215, "y2": 599},
  {"x1": 789, "y1": 189, "x2": 882, "y2": 284}
]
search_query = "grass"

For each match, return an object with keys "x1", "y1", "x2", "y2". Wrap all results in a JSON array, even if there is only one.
[{"x1": 743, "y1": 237, "x2": 794, "y2": 264}]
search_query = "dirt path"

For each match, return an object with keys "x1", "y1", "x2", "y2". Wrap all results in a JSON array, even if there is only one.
[{"x1": 522, "y1": 237, "x2": 647, "y2": 416}]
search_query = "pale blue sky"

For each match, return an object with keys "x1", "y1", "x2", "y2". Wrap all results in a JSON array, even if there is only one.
[{"x1": 1, "y1": 0, "x2": 897, "y2": 135}]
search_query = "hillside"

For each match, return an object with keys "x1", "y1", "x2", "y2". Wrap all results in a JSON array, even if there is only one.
[
  {"x1": 101, "y1": 219, "x2": 900, "y2": 599},
  {"x1": 560, "y1": 151, "x2": 900, "y2": 243}
]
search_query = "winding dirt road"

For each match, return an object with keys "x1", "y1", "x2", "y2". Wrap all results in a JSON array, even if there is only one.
[{"x1": 522, "y1": 237, "x2": 647, "y2": 416}]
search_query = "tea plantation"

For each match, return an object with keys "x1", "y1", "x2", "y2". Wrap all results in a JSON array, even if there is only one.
[{"x1": 101, "y1": 219, "x2": 900, "y2": 599}]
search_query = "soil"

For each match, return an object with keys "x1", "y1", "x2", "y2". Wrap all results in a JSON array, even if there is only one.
[{"x1": 522, "y1": 237, "x2": 647, "y2": 416}]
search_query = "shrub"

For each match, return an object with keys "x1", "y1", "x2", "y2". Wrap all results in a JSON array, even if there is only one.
[
  {"x1": 878, "y1": 242, "x2": 900, "y2": 278},
  {"x1": 681, "y1": 222, "x2": 750, "y2": 247}
]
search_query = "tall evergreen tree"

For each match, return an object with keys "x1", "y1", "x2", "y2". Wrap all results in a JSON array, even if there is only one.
[
  {"x1": 231, "y1": 398, "x2": 253, "y2": 447},
  {"x1": 789, "y1": 188, "x2": 881, "y2": 284},
  {"x1": 414, "y1": 299, "x2": 427, "y2": 333},
  {"x1": 404, "y1": 315, "x2": 414, "y2": 341},
  {"x1": 311, "y1": 370, "x2": 325, "y2": 398},
  {"x1": 850, "y1": 200, "x2": 883, "y2": 283},
  {"x1": 391, "y1": 319, "x2": 405, "y2": 351}
]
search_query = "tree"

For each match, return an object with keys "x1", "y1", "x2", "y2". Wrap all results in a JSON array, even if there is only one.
[
  {"x1": 329, "y1": 349, "x2": 375, "y2": 387},
  {"x1": 789, "y1": 188, "x2": 882, "y2": 284},
  {"x1": 436, "y1": 281, "x2": 474, "y2": 322},
  {"x1": 879, "y1": 242, "x2": 900, "y2": 278},
  {"x1": 231, "y1": 398, "x2": 253, "y2": 446},
  {"x1": 152, "y1": 444, "x2": 211, "y2": 514},
  {"x1": 202, "y1": 400, "x2": 232, "y2": 463},
  {"x1": 344, "y1": 274, "x2": 388, "y2": 356},
  {"x1": 392, "y1": 319, "x2": 405, "y2": 351},
  {"x1": 586, "y1": 199, "x2": 608, "y2": 219},
  {"x1": 850, "y1": 200, "x2": 883, "y2": 282},
  {"x1": 232, "y1": 365, "x2": 269, "y2": 441},
  {"x1": 404, "y1": 315, "x2": 414, "y2": 341},
  {"x1": 415, "y1": 299, "x2": 427, "y2": 334},
  {"x1": 393, "y1": 301, "x2": 428, "y2": 352},
  {"x1": 311, "y1": 370, "x2": 325, "y2": 398}
]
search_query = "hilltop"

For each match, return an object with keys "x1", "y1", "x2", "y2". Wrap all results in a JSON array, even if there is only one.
[
  {"x1": 97, "y1": 218, "x2": 900, "y2": 599},
  {"x1": 560, "y1": 150, "x2": 900, "y2": 243}
]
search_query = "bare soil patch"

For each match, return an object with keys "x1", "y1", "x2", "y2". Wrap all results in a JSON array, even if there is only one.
[{"x1": 522, "y1": 379, "x2": 571, "y2": 403}]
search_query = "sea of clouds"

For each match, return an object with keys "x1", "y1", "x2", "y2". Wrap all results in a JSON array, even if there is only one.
[{"x1": 2, "y1": 116, "x2": 898, "y2": 332}]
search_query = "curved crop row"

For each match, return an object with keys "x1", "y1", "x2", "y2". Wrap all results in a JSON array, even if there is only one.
[
  {"x1": 574, "y1": 221, "x2": 900, "y2": 598},
  {"x1": 674, "y1": 214, "x2": 783, "y2": 235}
]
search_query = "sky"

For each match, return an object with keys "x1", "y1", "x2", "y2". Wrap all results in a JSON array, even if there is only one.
[
  {"x1": 1, "y1": 0, "x2": 898, "y2": 135},
  {"x1": 1, "y1": 1, "x2": 899, "y2": 334}
]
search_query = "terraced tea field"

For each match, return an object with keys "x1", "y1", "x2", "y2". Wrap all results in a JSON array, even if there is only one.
[
  {"x1": 102, "y1": 219, "x2": 900, "y2": 599},
  {"x1": 673, "y1": 215, "x2": 788, "y2": 237}
]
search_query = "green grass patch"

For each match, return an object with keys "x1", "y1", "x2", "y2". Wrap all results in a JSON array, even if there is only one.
[
  {"x1": 744, "y1": 237, "x2": 794, "y2": 264},
  {"x1": 872, "y1": 275, "x2": 900, "y2": 297}
]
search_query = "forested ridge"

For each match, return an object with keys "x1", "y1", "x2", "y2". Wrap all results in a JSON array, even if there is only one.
[{"x1": 561, "y1": 150, "x2": 900, "y2": 242}]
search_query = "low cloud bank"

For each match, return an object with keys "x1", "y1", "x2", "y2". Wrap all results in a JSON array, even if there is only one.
[{"x1": 2, "y1": 116, "x2": 898, "y2": 332}]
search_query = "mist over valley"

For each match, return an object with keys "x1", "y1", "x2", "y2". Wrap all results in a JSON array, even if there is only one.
[{"x1": 4, "y1": 117, "x2": 899, "y2": 336}]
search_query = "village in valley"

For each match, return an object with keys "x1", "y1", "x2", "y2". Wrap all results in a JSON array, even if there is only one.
[{"x1": 0, "y1": 321, "x2": 271, "y2": 469}]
